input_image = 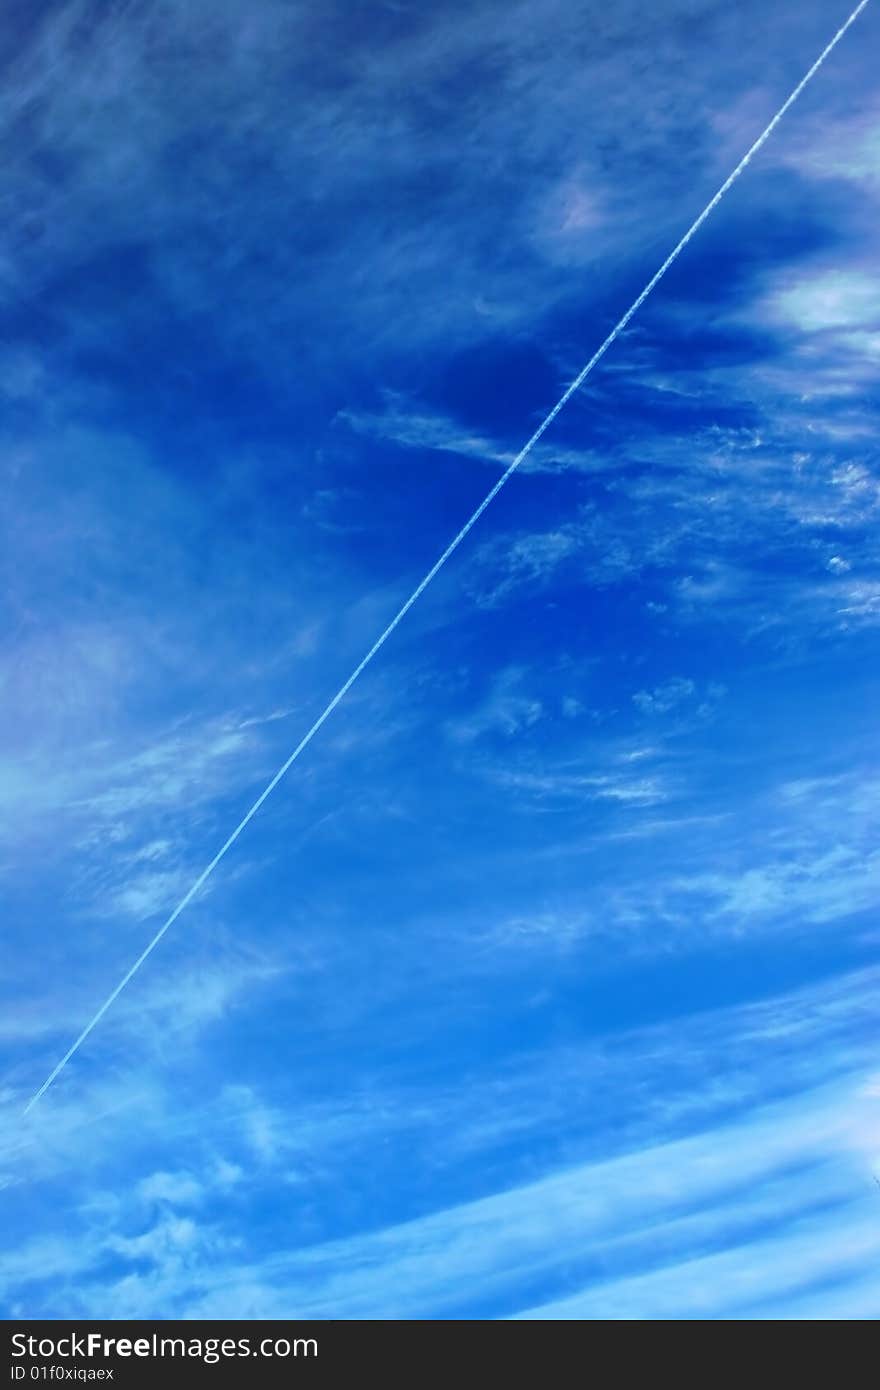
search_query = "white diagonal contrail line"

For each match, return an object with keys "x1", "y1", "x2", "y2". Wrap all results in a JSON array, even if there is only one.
[{"x1": 24, "y1": 0, "x2": 871, "y2": 1113}]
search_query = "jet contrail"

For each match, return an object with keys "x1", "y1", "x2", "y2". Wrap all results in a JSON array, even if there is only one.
[{"x1": 24, "y1": 0, "x2": 871, "y2": 1114}]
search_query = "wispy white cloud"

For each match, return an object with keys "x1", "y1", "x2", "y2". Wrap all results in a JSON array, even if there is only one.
[
  {"x1": 3, "y1": 957, "x2": 878, "y2": 1317},
  {"x1": 766, "y1": 268, "x2": 880, "y2": 334},
  {"x1": 445, "y1": 666, "x2": 544, "y2": 743},
  {"x1": 339, "y1": 395, "x2": 608, "y2": 476},
  {"x1": 492, "y1": 766, "x2": 669, "y2": 806}
]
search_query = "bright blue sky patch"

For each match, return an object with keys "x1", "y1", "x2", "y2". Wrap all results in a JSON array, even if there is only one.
[{"x1": 2, "y1": 0, "x2": 879, "y2": 1319}]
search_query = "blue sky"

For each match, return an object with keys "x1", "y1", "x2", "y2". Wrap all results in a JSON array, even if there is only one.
[{"x1": 2, "y1": 0, "x2": 879, "y2": 1319}]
